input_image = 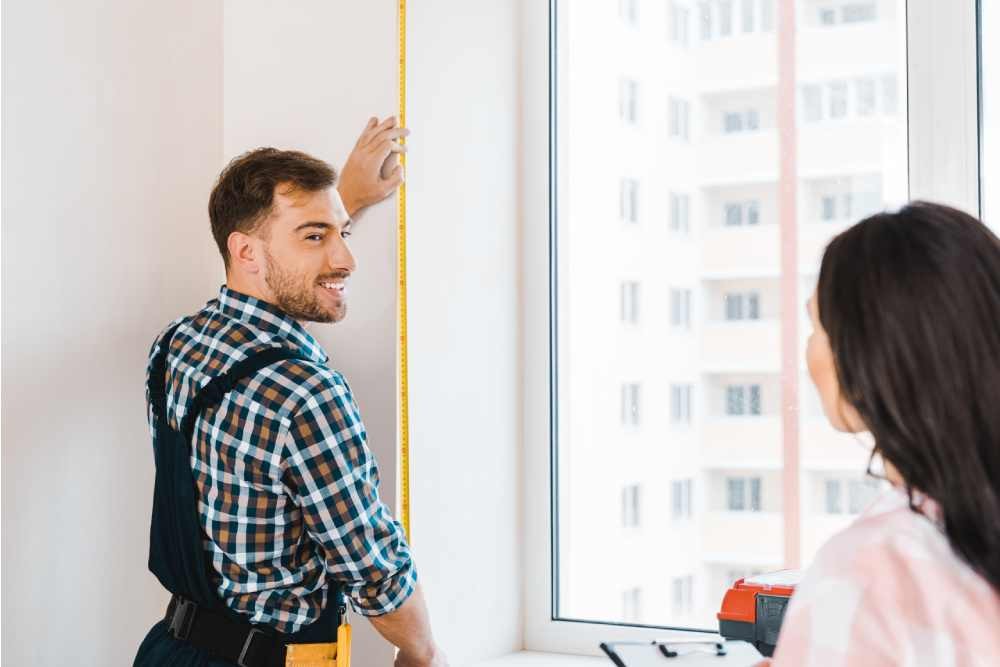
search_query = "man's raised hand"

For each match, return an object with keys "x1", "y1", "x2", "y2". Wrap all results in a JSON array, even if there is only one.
[{"x1": 338, "y1": 116, "x2": 409, "y2": 218}]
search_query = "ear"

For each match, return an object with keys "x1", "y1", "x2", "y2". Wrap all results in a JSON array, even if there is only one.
[{"x1": 227, "y1": 231, "x2": 262, "y2": 275}]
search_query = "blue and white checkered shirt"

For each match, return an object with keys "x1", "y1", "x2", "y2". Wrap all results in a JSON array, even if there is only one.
[{"x1": 146, "y1": 285, "x2": 416, "y2": 633}]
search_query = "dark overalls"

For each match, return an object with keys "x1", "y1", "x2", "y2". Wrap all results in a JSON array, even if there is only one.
[{"x1": 134, "y1": 323, "x2": 344, "y2": 667}]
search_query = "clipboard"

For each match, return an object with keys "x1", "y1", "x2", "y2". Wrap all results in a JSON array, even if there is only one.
[{"x1": 600, "y1": 638, "x2": 762, "y2": 666}]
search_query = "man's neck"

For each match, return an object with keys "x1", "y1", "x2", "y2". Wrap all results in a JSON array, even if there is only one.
[{"x1": 225, "y1": 274, "x2": 273, "y2": 306}]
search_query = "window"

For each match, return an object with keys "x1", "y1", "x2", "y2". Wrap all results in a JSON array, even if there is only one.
[
  {"x1": 670, "y1": 288, "x2": 692, "y2": 329},
  {"x1": 842, "y1": 3, "x2": 876, "y2": 24},
  {"x1": 881, "y1": 75, "x2": 898, "y2": 114},
  {"x1": 726, "y1": 476, "x2": 762, "y2": 511},
  {"x1": 669, "y1": 97, "x2": 690, "y2": 140},
  {"x1": 550, "y1": 0, "x2": 909, "y2": 634},
  {"x1": 819, "y1": 7, "x2": 837, "y2": 25},
  {"x1": 622, "y1": 485, "x2": 641, "y2": 527},
  {"x1": 848, "y1": 478, "x2": 880, "y2": 513},
  {"x1": 619, "y1": 78, "x2": 639, "y2": 125},
  {"x1": 620, "y1": 179, "x2": 639, "y2": 222},
  {"x1": 824, "y1": 479, "x2": 843, "y2": 514},
  {"x1": 672, "y1": 479, "x2": 694, "y2": 518},
  {"x1": 717, "y1": 0, "x2": 733, "y2": 37},
  {"x1": 741, "y1": 0, "x2": 754, "y2": 33},
  {"x1": 619, "y1": 0, "x2": 638, "y2": 26},
  {"x1": 670, "y1": 3, "x2": 691, "y2": 46},
  {"x1": 621, "y1": 383, "x2": 641, "y2": 426},
  {"x1": 670, "y1": 384, "x2": 693, "y2": 424},
  {"x1": 726, "y1": 383, "x2": 762, "y2": 415},
  {"x1": 856, "y1": 78, "x2": 876, "y2": 116},
  {"x1": 620, "y1": 281, "x2": 640, "y2": 324},
  {"x1": 802, "y1": 84, "x2": 823, "y2": 122},
  {"x1": 828, "y1": 81, "x2": 848, "y2": 119},
  {"x1": 759, "y1": 0, "x2": 774, "y2": 32},
  {"x1": 723, "y1": 201, "x2": 759, "y2": 226},
  {"x1": 622, "y1": 588, "x2": 642, "y2": 622},
  {"x1": 698, "y1": 2, "x2": 712, "y2": 41},
  {"x1": 671, "y1": 576, "x2": 694, "y2": 615},
  {"x1": 669, "y1": 193, "x2": 691, "y2": 234}
]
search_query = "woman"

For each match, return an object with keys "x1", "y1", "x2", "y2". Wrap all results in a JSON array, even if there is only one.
[{"x1": 767, "y1": 202, "x2": 1000, "y2": 665}]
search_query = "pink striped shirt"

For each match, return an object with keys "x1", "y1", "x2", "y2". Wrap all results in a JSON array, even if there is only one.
[{"x1": 767, "y1": 487, "x2": 1000, "y2": 667}]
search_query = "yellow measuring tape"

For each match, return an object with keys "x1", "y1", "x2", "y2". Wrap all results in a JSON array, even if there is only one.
[{"x1": 397, "y1": 0, "x2": 411, "y2": 543}]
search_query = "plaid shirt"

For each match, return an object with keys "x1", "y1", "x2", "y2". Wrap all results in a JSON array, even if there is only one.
[{"x1": 146, "y1": 285, "x2": 416, "y2": 633}]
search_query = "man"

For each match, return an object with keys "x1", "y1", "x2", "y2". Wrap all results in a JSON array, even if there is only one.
[{"x1": 135, "y1": 117, "x2": 447, "y2": 667}]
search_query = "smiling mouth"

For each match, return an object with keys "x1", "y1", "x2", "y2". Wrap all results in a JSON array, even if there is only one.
[{"x1": 318, "y1": 280, "x2": 346, "y2": 295}]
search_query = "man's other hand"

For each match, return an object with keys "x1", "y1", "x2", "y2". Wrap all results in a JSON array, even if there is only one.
[
  {"x1": 338, "y1": 116, "x2": 409, "y2": 217},
  {"x1": 394, "y1": 646, "x2": 449, "y2": 667}
]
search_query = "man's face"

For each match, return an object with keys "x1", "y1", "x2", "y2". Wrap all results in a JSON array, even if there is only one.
[{"x1": 259, "y1": 185, "x2": 356, "y2": 323}]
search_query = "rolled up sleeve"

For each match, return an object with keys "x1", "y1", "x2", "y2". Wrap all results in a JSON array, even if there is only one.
[{"x1": 281, "y1": 369, "x2": 416, "y2": 616}]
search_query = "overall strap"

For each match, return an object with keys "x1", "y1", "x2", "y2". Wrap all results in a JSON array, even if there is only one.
[
  {"x1": 179, "y1": 346, "x2": 306, "y2": 447},
  {"x1": 148, "y1": 322, "x2": 183, "y2": 422}
]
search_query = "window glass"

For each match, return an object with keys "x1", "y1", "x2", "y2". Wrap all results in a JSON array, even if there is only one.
[{"x1": 554, "y1": 0, "x2": 906, "y2": 628}]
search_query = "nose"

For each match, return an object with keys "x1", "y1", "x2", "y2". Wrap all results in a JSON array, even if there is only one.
[{"x1": 330, "y1": 234, "x2": 357, "y2": 274}]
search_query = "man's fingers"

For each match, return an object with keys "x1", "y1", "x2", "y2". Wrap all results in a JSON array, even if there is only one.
[
  {"x1": 359, "y1": 116, "x2": 399, "y2": 148},
  {"x1": 368, "y1": 126, "x2": 409, "y2": 147},
  {"x1": 382, "y1": 164, "x2": 405, "y2": 190},
  {"x1": 355, "y1": 116, "x2": 379, "y2": 147}
]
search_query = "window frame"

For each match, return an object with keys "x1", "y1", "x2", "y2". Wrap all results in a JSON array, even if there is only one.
[{"x1": 521, "y1": 0, "x2": 982, "y2": 655}]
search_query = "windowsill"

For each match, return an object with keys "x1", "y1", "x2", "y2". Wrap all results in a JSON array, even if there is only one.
[{"x1": 472, "y1": 652, "x2": 606, "y2": 667}]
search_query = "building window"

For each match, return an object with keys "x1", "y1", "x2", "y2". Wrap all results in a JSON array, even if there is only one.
[
  {"x1": 672, "y1": 479, "x2": 694, "y2": 518},
  {"x1": 669, "y1": 97, "x2": 691, "y2": 140},
  {"x1": 760, "y1": 0, "x2": 774, "y2": 31},
  {"x1": 828, "y1": 81, "x2": 848, "y2": 119},
  {"x1": 723, "y1": 200, "x2": 760, "y2": 226},
  {"x1": 725, "y1": 383, "x2": 762, "y2": 415},
  {"x1": 882, "y1": 75, "x2": 898, "y2": 114},
  {"x1": 855, "y1": 78, "x2": 876, "y2": 116},
  {"x1": 718, "y1": 0, "x2": 733, "y2": 37},
  {"x1": 669, "y1": 193, "x2": 691, "y2": 234},
  {"x1": 619, "y1": 78, "x2": 639, "y2": 125},
  {"x1": 620, "y1": 179, "x2": 639, "y2": 223},
  {"x1": 670, "y1": 384, "x2": 693, "y2": 424},
  {"x1": 620, "y1": 281, "x2": 640, "y2": 324},
  {"x1": 621, "y1": 382, "x2": 641, "y2": 426},
  {"x1": 819, "y1": 7, "x2": 837, "y2": 25},
  {"x1": 670, "y1": 288, "x2": 692, "y2": 329},
  {"x1": 622, "y1": 485, "x2": 641, "y2": 527},
  {"x1": 723, "y1": 291, "x2": 760, "y2": 320},
  {"x1": 741, "y1": 0, "x2": 755, "y2": 33},
  {"x1": 699, "y1": 2, "x2": 713, "y2": 40},
  {"x1": 848, "y1": 478, "x2": 881, "y2": 513},
  {"x1": 670, "y1": 3, "x2": 691, "y2": 45},
  {"x1": 671, "y1": 575, "x2": 694, "y2": 615},
  {"x1": 842, "y1": 3, "x2": 877, "y2": 23},
  {"x1": 726, "y1": 476, "x2": 762, "y2": 511},
  {"x1": 723, "y1": 109, "x2": 760, "y2": 134},
  {"x1": 619, "y1": 0, "x2": 639, "y2": 26},
  {"x1": 824, "y1": 478, "x2": 843, "y2": 513},
  {"x1": 622, "y1": 587, "x2": 642, "y2": 622},
  {"x1": 803, "y1": 84, "x2": 823, "y2": 122}
]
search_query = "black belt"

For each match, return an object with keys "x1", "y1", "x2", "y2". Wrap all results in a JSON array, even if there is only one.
[{"x1": 165, "y1": 594, "x2": 289, "y2": 667}]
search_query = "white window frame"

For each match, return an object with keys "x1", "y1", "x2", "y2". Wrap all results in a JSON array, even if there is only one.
[{"x1": 520, "y1": 0, "x2": 981, "y2": 655}]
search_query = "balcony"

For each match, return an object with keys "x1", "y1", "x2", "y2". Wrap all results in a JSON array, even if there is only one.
[
  {"x1": 701, "y1": 224, "x2": 780, "y2": 278},
  {"x1": 798, "y1": 120, "x2": 905, "y2": 179},
  {"x1": 701, "y1": 511, "x2": 783, "y2": 564},
  {"x1": 798, "y1": 24, "x2": 900, "y2": 80},
  {"x1": 700, "y1": 321, "x2": 781, "y2": 373},
  {"x1": 696, "y1": 130, "x2": 778, "y2": 187},
  {"x1": 701, "y1": 416, "x2": 782, "y2": 468}
]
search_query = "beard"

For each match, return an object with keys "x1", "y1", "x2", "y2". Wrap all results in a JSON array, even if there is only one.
[{"x1": 263, "y1": 248, "x2": 347, "y2": 323}]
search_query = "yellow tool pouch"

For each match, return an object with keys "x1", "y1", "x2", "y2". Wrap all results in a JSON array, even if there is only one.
[{"x1": 284, "y1": 620, "x2": 351, "y2": 667}]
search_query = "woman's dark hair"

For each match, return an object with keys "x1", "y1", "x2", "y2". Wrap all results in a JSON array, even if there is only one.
[
  {"x1": 208, "y1": 148, "x2": 336, "y2": 269},
  {"x1": 818, "y1": 201, "x2": 1000, "y2": 591}
]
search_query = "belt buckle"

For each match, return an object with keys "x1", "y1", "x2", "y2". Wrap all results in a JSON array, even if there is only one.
[
  {"x1": 168, "y1": 596, "x2": 198, "y2": 641},
  {"x1": 238, "y1": 627, "x2": 266, "y2": 667}
]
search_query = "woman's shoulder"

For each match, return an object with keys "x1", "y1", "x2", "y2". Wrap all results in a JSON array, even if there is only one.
[{"x1": 778, "y1": 487, "x2": 1000, "y2": 665}]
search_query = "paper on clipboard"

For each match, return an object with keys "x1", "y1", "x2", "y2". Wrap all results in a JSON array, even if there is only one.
[{"x1": 600, "y1": 639, "x2": 762, "y2": 666}]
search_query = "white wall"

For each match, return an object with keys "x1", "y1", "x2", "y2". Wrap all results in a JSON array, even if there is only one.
[
  {"x1": 1, "y1": 0, "x2": 224, "y2": 664},
  {"x1": 407, "y1": 1, "x2": 523, "y2": 664}
]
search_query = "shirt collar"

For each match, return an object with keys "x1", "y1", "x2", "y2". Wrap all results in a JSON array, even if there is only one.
[{"x1": 216, "y1": 285, "x2": 329, "y2": 364}]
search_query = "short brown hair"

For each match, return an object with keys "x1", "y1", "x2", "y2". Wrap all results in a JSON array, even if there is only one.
[{"x1": 208, "y1": 148, "x2": 336, "y2": 268}]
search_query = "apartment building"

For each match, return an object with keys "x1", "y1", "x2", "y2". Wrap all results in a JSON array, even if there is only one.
[{"x1": 557, "y1": 0, "x2": 904, "y2": 628}]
